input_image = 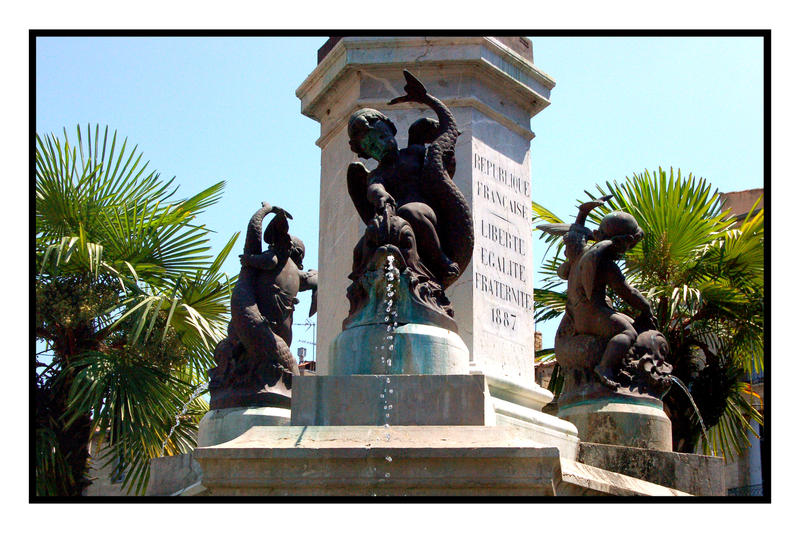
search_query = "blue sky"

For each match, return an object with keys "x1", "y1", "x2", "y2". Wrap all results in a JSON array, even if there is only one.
[{"x1": 35, "y1": 35, "x2": 764, "y2": 354}]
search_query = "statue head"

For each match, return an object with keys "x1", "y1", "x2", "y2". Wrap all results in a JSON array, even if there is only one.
[
  {"x1": 348, "y1": 108, "x2": 398, "y2": 162},
  {"x1": 289, "y1": 235, "x2": 305, "y2": 270},
  {"x1": 595, "y1": 211, "x2": 644, "y2": 253},
  {"x1": 408, "y1": 117, "x2": 439, "y2": 146}
]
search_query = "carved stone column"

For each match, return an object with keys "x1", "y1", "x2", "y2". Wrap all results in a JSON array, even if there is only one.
[{"x1": 297, "y1": 38, "x2": 556, "y2": 418}]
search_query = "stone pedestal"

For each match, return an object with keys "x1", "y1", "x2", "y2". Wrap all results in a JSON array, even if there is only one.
[
  {"x1": 197, "y1": 406, "x2": 291, "y2": 447},
  {"x1": 194, "y1": 425, "x2": 688, "y2": 497},
  {"x1": 290, "y1": 374, "x2": 494, "y2": 426},
  {"x1": 558, "y1": 399, "x2": 673, "y2": 452}
]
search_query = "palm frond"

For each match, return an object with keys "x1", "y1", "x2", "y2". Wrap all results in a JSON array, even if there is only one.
[
  {"x1": 62, "y1": 352, "x2": 196, "y2": 495},
  {"x1": 35, "y1": 124, "x2": 235, "y2": 496},
  {"x1": 703, "y1": 381, "x2": 763, "y2": 460},
  {"x1": 533, "y1": 288, "x2": 567, "y2": 323}
]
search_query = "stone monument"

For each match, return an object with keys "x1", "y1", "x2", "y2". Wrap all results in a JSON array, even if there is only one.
[
  {"x1": 296, "y1": 36, "x2": 560, "y2": 431},
  {"x1": 189, "y1": 38, "x2": 723, "y2": 497}
]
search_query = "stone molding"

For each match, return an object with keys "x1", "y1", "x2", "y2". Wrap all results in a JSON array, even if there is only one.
[{"x1": 296, "y1": 36, "x2": 554, "y2": 131}]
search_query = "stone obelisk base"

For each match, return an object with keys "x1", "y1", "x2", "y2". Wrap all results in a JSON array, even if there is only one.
[{"x1": 194, "y1": 425, "x2": 688, "y2": 497}]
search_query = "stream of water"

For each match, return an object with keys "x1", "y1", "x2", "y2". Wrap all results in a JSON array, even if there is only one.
[
  {"x1": 668, "y1": 375, "x2": 712, "y2": 454},
  {"x1": 376, "y1": 254, "x2": 399, "y2": 491},
  {"x1": 160, "y1": 380, "x2": 208, "y2": 456}
]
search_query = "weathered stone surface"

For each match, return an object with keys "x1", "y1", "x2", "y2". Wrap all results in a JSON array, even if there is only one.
[
  {"x1": 195, "y1": 425, "x2": 560, "y2": 496},
  {"x1": 493, "y1": 409, "x2": 579, "y2": 461},
  {"x1": 558, "y1": 399, "x2": 672, "y2": 451},
  {"x1": 578, "y1": 442, "x2": 725, "y2": 496},
  {"x1": 146, "y1": 453, "x2": 203, "y2": 496},
  {"x1": 290, "y1": 373, "x2": 493, "y2": 426},
  {"x1": 197, "y1": 406, "x2": 291, "y2": 447},
  {"x1": 556, "y1": 458, "x2": 689, "y2": 496},
  {"x1": 329, "y1": 323, "x2": 469, "y2": 375},
  {"x1": 194, "y1": 425, "x2": 688, "y2": 497}
]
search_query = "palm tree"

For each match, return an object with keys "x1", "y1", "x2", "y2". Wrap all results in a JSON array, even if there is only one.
[
  {"x1": 532, "y1": 168, "x2": 764, "y2": 458},
  {"x1": 35, "y1": 125, "x2": 239, "y2": 496}
]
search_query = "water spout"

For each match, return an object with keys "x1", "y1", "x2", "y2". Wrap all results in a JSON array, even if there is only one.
[{"x1": 668, "y1": 375, "x2": 712, "y2": 454}]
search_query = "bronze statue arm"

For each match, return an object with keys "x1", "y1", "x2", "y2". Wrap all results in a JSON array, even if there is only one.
[
  {"x1": 299, "y1": 269, "x2": 318, "y2": 317},
  {"x1": 606, "y1": 262, "x2": 653, "y2": 317},
  {"x1": 366, "y1": 181, "x2": 395, "y2": 211},
  {"x1": 240, "y1": 250, "x2": 280, "y2": 271},
  {"x1": 299, "y1": 269, "x2": 318, "y2": 292}
]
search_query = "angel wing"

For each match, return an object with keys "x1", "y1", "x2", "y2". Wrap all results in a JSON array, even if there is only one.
[
  {"x1": 536, "y1": 222, "x2": 573, "y2": 237},
  {"x1": 347, "y1": 161, "x2": 374, "y2": 224},
  {"x1": 577, "y1": 239, "x2": 615, "y2": 300}
]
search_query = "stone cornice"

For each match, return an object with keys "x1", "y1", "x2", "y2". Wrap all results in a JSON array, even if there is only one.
[{"x1": 296, "y1": 36, "x2": 554, "y2": 125}]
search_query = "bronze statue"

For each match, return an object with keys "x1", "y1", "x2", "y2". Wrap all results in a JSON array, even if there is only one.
[
  {"x1": 539, "y1": 200, "x2": 672, "y2": 403},
  {"x1": 208, "y1": 202, "x2": 317, "y2": 410},
  {"x1": 343, "y1": 70, "x2": 473, "y2": 325}
]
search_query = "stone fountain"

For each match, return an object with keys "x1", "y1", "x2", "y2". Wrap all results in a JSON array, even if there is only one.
[
  {"x1": 189, "y1": 64, "x2": 710, "y2": 496},
  {"x1": 138, "y1": 38, "x2": 726, "y2": 498}
]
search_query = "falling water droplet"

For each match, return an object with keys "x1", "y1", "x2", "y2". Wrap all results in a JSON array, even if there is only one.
[{"x1": 161, "y1": 380, "x2": 208, "y2": 455}]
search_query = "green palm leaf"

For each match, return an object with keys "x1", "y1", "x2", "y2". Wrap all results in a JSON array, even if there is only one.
[
  {"x1": 62, "y1": 352, "x2": 196, "y2": 495},
  {"x1": 36, "y1": 125, "x2": 237, "y2": 496}
]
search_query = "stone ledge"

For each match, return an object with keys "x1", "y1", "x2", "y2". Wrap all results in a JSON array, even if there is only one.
[
  {"x1": 578, "y1": 442, "x2": 726, "y2": 496},
  {"x1": 195, "y1": 425, "x2": 561, "y2": 496},
  {"x1": 557, "y1": 458, "x2": 690, "y2": 497},
  {"x1": 193, "y1": 425, "x2": 690, "y2": 497},
  {"x1": 486, "y1": 372, "x2": 553, "y2": 410}
]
